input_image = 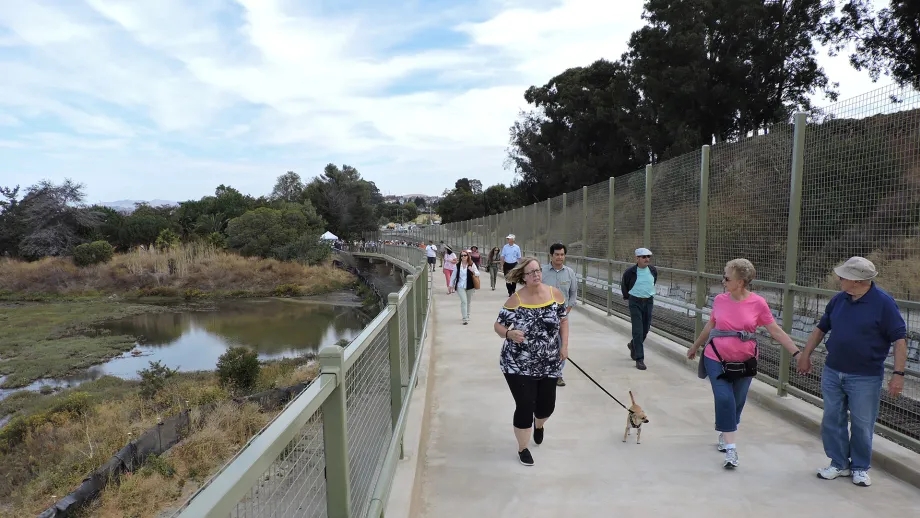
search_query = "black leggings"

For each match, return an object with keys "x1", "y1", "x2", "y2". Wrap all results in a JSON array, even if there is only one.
[{"x1": 504, "y1": 373, "x2": 558, "y2": 429}]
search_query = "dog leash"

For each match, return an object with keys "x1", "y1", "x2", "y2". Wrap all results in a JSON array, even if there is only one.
[{"x1": 566, "y1": 358, "x2": 633, "y2": 414}]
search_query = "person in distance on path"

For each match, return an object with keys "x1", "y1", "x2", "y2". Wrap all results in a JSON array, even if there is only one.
[
  {"x1": 796, "y1": 256, "x2": 907, "y2": 488},
  {"x1": 541, "y1": 243, "x2": 578, "y2": 387},
  {"x1": 493, "y1": 257, "x2": 569, "y2": 466},
  {"x1": 500, "y1": 234, "x2": 522, "y2": 296},
  {"x1": 621, "y1": 247, "x2": 657, "y2": 370},
  {"x1": 449, "y1": 249, "x2": 480, "y2": 325}
]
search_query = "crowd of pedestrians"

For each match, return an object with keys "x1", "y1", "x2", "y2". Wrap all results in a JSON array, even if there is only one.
[{"x1": 419, "y1": 233, "x2": 908, "y2": 488}]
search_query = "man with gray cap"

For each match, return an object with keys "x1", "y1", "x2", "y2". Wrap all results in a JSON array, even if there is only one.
[
  {"x1": 620, "y1": 247, "x2": 657, "y2": 370},
  {"x1": 796, "y1": 256, "x2": 907, "y2": 488},
  {"x1": 500, "y1": 234, "x2": 522, "y2": 296}
]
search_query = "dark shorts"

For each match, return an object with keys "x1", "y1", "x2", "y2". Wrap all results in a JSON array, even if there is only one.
[{"x1": 427, "y1": 257, "x2": 436, "y2": 264}]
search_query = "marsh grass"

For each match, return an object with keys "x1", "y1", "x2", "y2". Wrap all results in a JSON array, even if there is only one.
[
  {"x1": 0, "y1": 358, "x2": 319, "y2": 518},
  {"x1": 0, "y1": 242, "x2": 354, "y2": 299}
]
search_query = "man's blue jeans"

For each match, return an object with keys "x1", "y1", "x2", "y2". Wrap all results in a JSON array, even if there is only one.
[
  {"x1": 703, "y1": 356, "x2": 753, "y2": 432},
  {"x1": 820, "y1": 365, "x2": 882, "y2": 472}
]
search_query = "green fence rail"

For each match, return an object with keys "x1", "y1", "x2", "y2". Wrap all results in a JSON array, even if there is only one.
[
  {"x1": 172, "y1": 245, "x2": 429, "y2": 518},
  {"x1": 394, "y1": 83, "x2": 920, "y2": 453}
]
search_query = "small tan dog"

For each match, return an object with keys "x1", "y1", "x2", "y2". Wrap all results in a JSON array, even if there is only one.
[{"x1": 622, "y1": 390, "x2": 650, "y2": 444}]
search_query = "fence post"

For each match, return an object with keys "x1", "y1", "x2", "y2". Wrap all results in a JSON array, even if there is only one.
[
  {"x1": 644, "y1": 164, "x2": 653, "y2": 246},
  {"x1": 779, "y1": 112, "x2": 808, "y2": 396},
  {"x1": 318, "y1": 345, "x2": 351, "y2": 518},
  {"x1": 562, "y1": 192, "x2": 568, "y2": 248},
  {"x1": 607, "y1": 177, "x2": 615, "y2": 316},
  {"x1": 546, "y1": 200, "x2": 552, "y2": 248},
  {"x1": 695, "y1": 145, "x2": 711, "y2": 338},
  {"x1": 581, "y1": 186, "x2": 588, "y2": 300},
  {"x1": 386, "y1": 292, "x2": 405, "y2": 460},
  {"x1": 406, "y1": 274, "x2": 418, "y2": 365}
]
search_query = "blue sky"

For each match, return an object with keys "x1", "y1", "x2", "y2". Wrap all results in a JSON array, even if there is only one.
[{"x1": 0, "y1": 0, "x2": 897, "y2": 204}]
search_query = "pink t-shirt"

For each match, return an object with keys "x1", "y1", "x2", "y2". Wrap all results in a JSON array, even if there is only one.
[{"x1": 703, "y1": 292, "x2": 774, "y2": 362}]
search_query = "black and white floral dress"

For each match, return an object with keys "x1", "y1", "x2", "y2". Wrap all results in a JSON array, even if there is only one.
[{"x1": 496, "y1": 292, "x2": 567, "y2": 378}]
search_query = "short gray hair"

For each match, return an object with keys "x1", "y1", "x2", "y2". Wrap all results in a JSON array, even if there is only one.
[{"x1": 726, "y1": 258, "x2": 756, "y2": 287}]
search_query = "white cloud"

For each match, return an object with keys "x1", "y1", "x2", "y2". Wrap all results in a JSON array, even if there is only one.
[{"x1": 0, "y1": 0, "x2": 904, "y2": 203}]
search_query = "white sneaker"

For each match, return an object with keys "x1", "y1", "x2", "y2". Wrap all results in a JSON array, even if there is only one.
[
  {"x1": 717, "y1": 432, "x2": 727, "y2": 452},
  {"x1": 852, "y1": 470, "x2": 871, "y2": 487},
  {"x1": 817, "y1": 465, "x2": 852, "y2": 480},
  {"x1": 723, "y1": 448, "x2": 739, "y2": 469}
]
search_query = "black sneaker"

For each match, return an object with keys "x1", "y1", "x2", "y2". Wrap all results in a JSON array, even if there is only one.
[
  {"x1": 518, "y1": 448, "x2": 534, "y2": 466},
  {"x1": 627, "y1": 341, "x2": 635, "y2": 360},
  {"x1": 534, "y1": 427, "x2": 544, "y2": 445},
  {"x1": 635, "y1": 359, "x2": 647, "y2": 370}
]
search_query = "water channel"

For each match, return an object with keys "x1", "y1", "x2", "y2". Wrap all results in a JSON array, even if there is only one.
[{"x1": 0, "y1": 298, "x2": 371, "y2": 399}]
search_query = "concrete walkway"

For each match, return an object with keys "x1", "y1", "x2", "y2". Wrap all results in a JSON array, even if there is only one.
[{"x1": 413, "y1": 278, "x2": 920, "y2": 517}]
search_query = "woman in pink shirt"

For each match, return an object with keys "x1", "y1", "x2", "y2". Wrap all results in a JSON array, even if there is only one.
[{"x1": 687, "y1": 258, "x2": 800, "y2": 469}]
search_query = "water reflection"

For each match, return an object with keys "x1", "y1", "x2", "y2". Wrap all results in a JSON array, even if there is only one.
[{"x1": 95, "y1": 299, "x2": 368, "y2": 376}]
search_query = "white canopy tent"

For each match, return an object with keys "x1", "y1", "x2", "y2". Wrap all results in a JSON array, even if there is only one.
[{"x1": 320, "y1": 231, "x2": 339, "y2": 241}]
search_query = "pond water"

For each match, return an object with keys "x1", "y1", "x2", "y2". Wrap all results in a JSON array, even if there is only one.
[{"x1": 0, "y1": 299, "x2": 369, "y2": 398}]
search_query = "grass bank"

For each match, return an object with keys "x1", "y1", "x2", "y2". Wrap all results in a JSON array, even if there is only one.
[
  {"x1": 0, "y1": 243, "x2": 355, "y2": 388},
  {"x1": 0, "y1": 358, "x2": 318, "y2": 518},
  {"x1": 0, "y1": 242, "x2": 354, "y2": 301}
]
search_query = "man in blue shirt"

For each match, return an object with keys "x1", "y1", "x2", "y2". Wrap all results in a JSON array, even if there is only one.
[
  {"x1": 500, "y1": 234, "x2": 522, "y2": 296},
  {"x1": 796, "y1": 256, "x2": 908, "y2": 488},
  {"x1": 620, "y1": 248, "x2": 657, "y2": 371}
]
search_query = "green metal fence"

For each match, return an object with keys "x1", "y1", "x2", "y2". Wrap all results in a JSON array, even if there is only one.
[
  {"x1": 173, "y1": 245, "x2": 430, "y2": 517},
  {"x1": 406, "y1": 82, "x2": 920, "y2": 453}
]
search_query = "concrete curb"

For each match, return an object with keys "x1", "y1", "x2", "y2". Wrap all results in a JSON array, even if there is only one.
[
  {"x1": 574, "y1": 302, "x2": 920, "y2": 491},
  {"x1": 384, "y1": 292, "x2": 438, "y2": 518}
]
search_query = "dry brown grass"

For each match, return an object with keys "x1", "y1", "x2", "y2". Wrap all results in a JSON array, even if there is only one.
[
  {"x1": 0, "y1": 360, "x2": 320, "y2": 518},
  {"x1": 0, "y1": 243, "x2": 354, "y2": 298}
]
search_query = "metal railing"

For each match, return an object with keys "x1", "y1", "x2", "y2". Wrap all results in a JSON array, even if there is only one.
[
  {"x1": 396, "y1": 82, "x2": 920, "y2": 453},
  {"x1": 173, "y1": 245, "x2": 430, "y2": 517}
]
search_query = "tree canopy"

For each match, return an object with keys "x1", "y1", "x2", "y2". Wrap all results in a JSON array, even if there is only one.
[{"x1": 503, "y1": 0, "x2": 916, "y2": 202}]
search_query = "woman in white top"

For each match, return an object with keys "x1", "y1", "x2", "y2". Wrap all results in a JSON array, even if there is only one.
[
  {"x1": 450, "y1": 249, "x2": 480, "y2": 324},
  {"x1": 442, "y1": 246, "x2": 458, "y2": 294}
]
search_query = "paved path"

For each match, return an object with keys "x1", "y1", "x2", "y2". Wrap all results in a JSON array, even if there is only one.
[{"x1": 415, "y1": 278, "x2": 920, "y2": 517}]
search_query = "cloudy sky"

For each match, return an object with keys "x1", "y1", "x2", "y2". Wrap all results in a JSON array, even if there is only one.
[{"x1": 0, "y1": 0, "x2": 896, "y2": 204}]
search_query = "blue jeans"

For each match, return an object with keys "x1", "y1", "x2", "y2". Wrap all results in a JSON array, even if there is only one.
[
  {"x1": 704, "y1": 356, "x2": 753, "y2": 432},
  {"x1": 820, "y1": 365, "x2": 882, "y2": 472}
]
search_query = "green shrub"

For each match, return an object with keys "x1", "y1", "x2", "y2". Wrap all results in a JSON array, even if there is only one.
[
  {"x1": 138, "y1": 360, "x2": 178, "y2": 400},
  {"x1": 72, "y1": 240, "x2": 115, "y2": 267},
  {"x1": 272, "y1": 283, "x2": 303, "y2": 297},
  {"x1": 216, "y1": 346, "x2": 260, "y2": 394},
  {"x1": 155, "y1": 228, "x2": 181, "y2": 251}
]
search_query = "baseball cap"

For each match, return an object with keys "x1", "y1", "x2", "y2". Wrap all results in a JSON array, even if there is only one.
[
  {"x1": 635, "y1": 247, "x2": 653, "y2": 256},
  {"x1": 506, "y1": 234, "x2": 515, "y2": 239},
  {"x1": 833, "y1": 256, "x2": 878, "y2": 281}
]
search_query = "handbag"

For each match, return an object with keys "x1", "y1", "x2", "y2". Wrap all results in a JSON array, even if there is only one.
[
  {"x1": 472, "y1": 271, "x2": 481, "y2": 290},
  {"x1": 709, "y1": 340, "x2": 758, "y2": 381}
]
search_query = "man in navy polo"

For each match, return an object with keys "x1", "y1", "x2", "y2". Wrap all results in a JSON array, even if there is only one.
[{"x1": 797, "y1": 256, "x2": 908, "y2": 488}]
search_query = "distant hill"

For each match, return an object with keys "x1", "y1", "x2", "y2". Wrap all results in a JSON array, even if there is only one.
[{"x1": 97, "y1": 199, "x2": 179, "y2": 212}]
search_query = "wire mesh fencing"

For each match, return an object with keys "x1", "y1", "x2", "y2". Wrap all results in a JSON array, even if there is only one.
[
  {"x1": 345, "y1": 330, "x2": 395, "y2": 517},
  {"x1": 448, "y1": 81, "x2": 920, "y2": 453},
  {"x1": 228, "y1": 410, "x2": 327, "y2": 518}
]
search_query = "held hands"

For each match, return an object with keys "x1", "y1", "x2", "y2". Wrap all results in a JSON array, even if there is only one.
[
  {"x1": 888, "y1": 375, "x2": 904, "y2": 397},
  {"x1": 796, "y1": 352, "x2": 812, "y2": 375}
]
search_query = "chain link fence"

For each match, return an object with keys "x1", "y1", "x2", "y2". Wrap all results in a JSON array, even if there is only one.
[{"x1": 434, "y1": 82, "x2": 920, "y2": 452}]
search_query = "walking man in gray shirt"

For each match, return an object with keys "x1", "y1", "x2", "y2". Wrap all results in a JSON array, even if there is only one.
[{"x1": 542, "y1": 242, "x2": 579, "y2": 386}]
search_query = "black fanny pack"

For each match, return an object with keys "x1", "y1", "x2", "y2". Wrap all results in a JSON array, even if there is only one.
[{"x1": 709, "y1": 340, "x2": 758, "y2": 381}]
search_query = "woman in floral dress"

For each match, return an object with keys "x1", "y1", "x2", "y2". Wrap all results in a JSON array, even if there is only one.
[{"x1": 493, "y1": 256, "x2": 569, "y2": 466}]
